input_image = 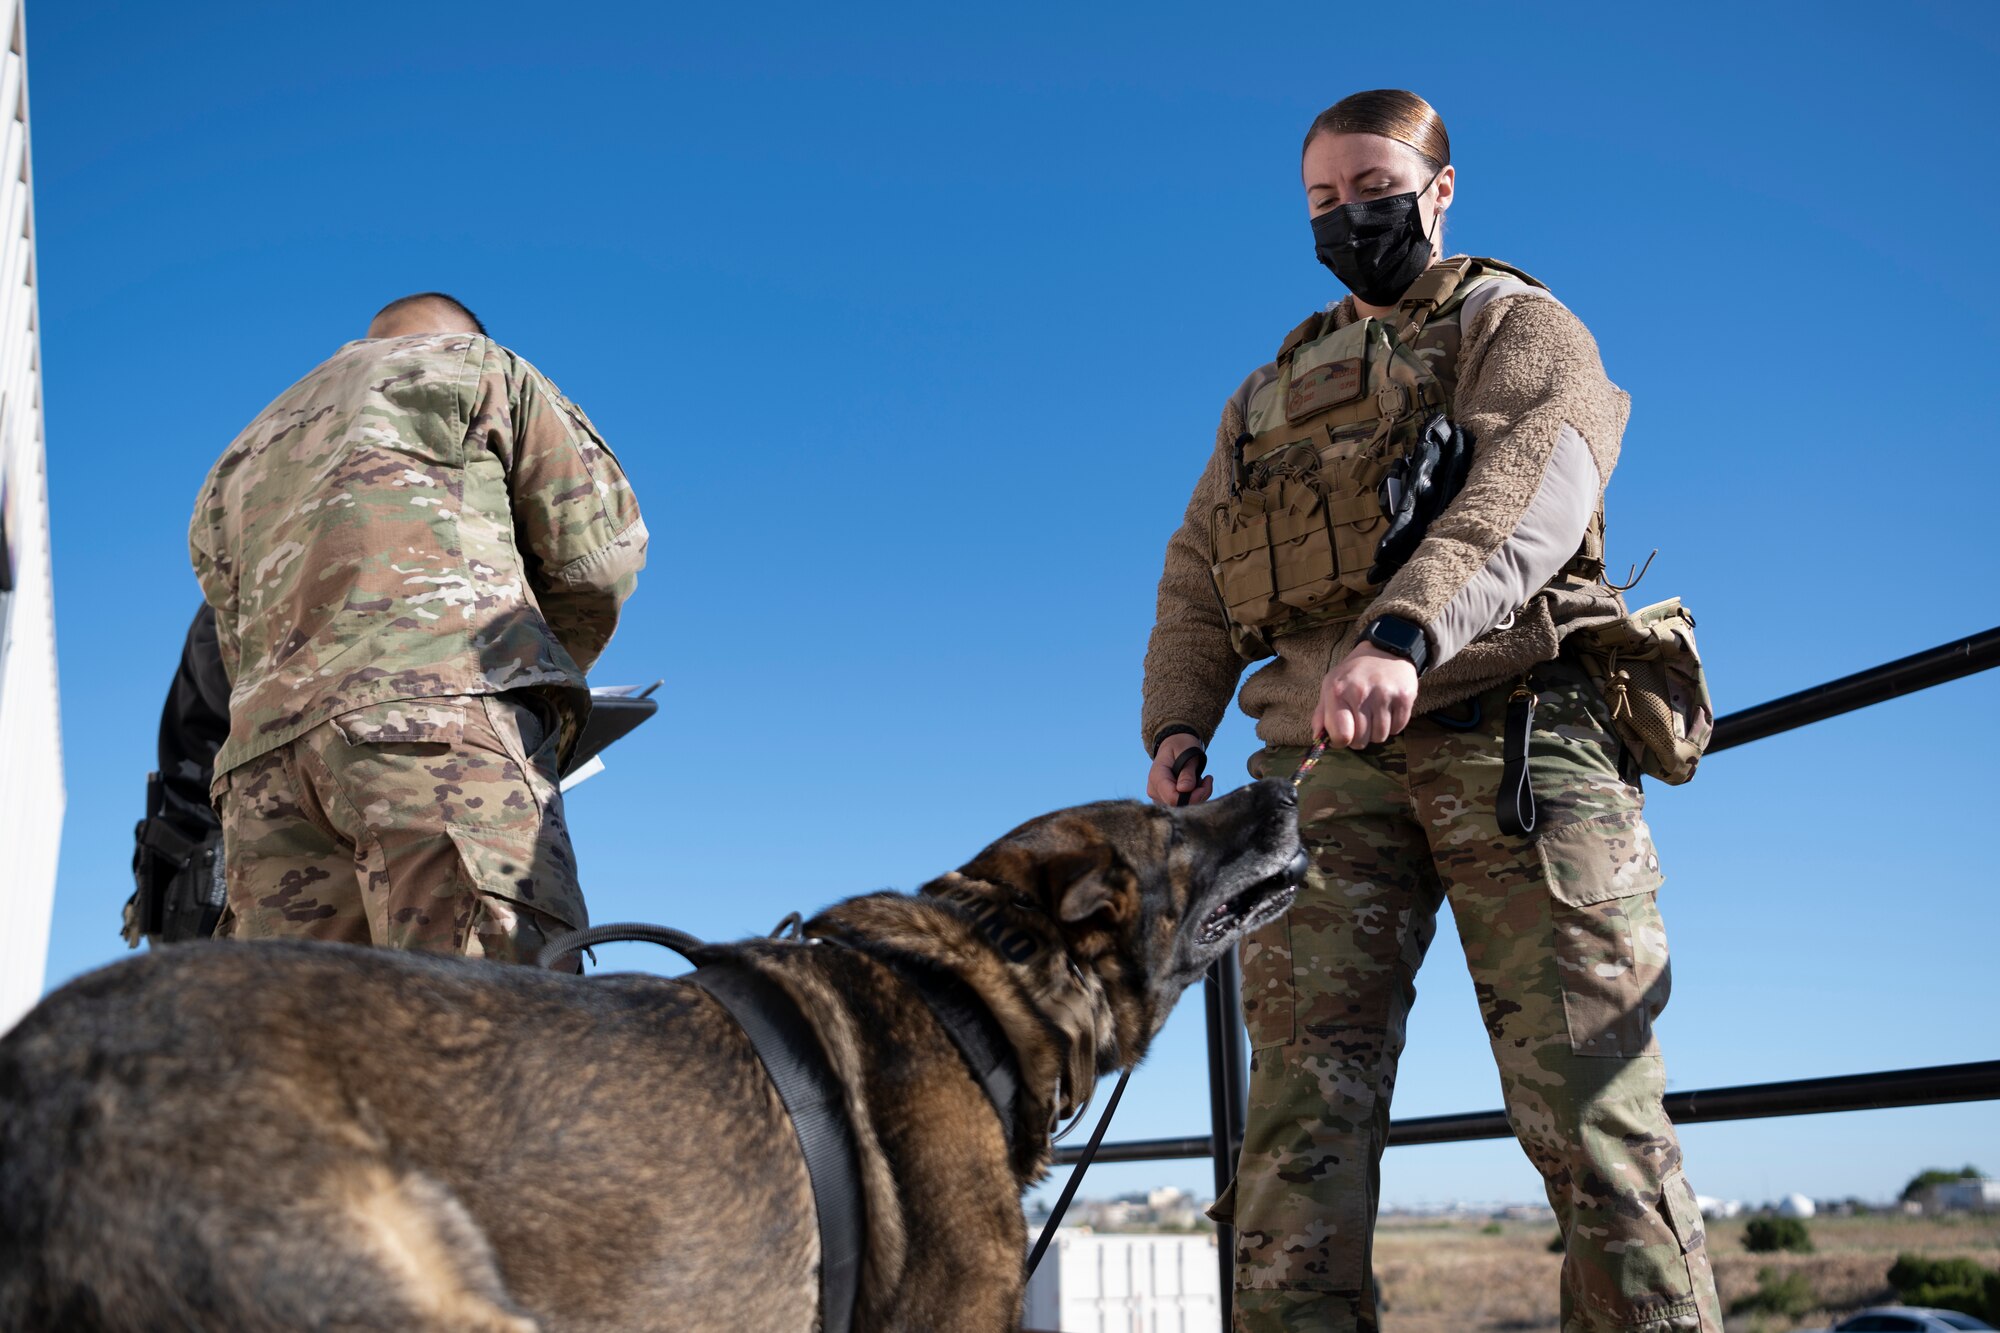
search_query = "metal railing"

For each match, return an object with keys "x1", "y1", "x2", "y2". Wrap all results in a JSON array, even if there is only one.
[{"x1": 1050, "y1": 625, "x2": 2000, "y2": 1323}]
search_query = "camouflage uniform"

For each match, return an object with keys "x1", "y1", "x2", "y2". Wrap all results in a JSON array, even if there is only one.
[
  {"x1": 190, "y1": 333, "x2": 645, "y2": 961},
  {"x1": 1223, "y1": 660, "x2": 1721, "y2": 1333}
]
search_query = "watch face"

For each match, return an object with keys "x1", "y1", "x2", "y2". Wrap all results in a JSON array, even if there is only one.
[{"x1": 1369, "y1": 618, "x2": 1425, "y2": 665}]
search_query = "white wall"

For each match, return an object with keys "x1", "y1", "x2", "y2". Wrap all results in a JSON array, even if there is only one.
[
  {"x1": 0, "y1": 0, "x2": 61, "y2": 1034},
  {"x1": 1022, "y1": 1232, "x2": 1222, "y2": 1333}
]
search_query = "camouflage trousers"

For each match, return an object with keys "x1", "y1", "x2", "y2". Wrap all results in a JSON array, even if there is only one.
[
  {"x1": 1224, "y1": 660, "x2": 1722, "y2": 1333},
  {"x1": 213, "y1": 691, "x2": 586, "y2": 965}
]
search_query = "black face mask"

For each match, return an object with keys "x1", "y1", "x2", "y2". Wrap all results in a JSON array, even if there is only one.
[{"x1": 1310, "y1": 171, "x2": 1442, "y2": 307}]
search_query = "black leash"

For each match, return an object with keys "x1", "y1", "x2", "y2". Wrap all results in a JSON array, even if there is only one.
[
  {"x1": 1024, "y1": 1064, "x2": 1134, "y2": 1277},
  {"x1": 538, "y1": 923, "x2": 864, "y2": 1333}
]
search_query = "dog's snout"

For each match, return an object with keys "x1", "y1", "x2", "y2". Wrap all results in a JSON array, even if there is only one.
[{"x1": 1258, "y1": 777, "x2": 1297, "y2": 809}]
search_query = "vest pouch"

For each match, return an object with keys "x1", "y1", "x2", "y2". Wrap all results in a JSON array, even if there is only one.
[
  {"x1": 1327, "y1": 491, "x2": 1388, "y2": 593},
  {"x1": 1569, "y1": 598, "x2": 1713, "y2": 785},
  {"x1": 1211, "y1": 507, "x2": 1282, "y2": 630},
  {"x1": 1268, "y1": 483, "x2": 1341, "y2": 613}
]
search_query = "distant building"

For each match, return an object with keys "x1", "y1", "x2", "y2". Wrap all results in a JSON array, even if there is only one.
[
  {"x1": 1917, "y1": 1178, "x2": 2000, "y2": 1214},
  {"x1": 0, "y1": 0, "x2": 60, "y2": 1036},
  {"x1": 1776, "y1": 1193, "x2": 1816, "y2": 1219},
  {"x1": 1056, "y1": 1188, "x2": 1210, "y2": 1234},
  {"x1": 1696, "y1": 1196, "x2": 1745, "y2": 1220}
]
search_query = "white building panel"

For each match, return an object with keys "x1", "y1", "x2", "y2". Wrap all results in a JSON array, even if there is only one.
[
  {"x1": 0, "y1": 0, "x2": 61, "y2": 1035},
  {"x1": 1022, "y1": 1232, "x2": 1222, "y2": 1333}
]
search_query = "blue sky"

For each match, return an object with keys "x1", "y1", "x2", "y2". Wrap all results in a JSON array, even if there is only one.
[{"x1": 25, "y1": 0, "x2": 1998, "y2": 1211}]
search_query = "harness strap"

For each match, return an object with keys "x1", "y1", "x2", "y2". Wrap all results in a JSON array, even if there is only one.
[
  {"x1": 688, "y1": 964, "x2": 863, "y2": 1333},
  {"x1": 1393, "y1": 257, "x2": 1475, "y2": 343},
  {"x1": 1274, "y1": 310, "x2": 1329, "y2": 363},
  {"x1": 1497, "y1": 682, "x2": 1539, "y2": 838},
  {"x1": 871, "y1": 952, "x2": 1022, "y2": 1160},
  {"x1": 537, "y1": 923, "x2": 863, "y2": 1333}
]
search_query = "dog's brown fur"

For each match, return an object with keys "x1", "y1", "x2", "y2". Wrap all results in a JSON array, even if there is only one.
[{"x1": 0, "y1": 782, "x2": 1301, "y2": 1332}]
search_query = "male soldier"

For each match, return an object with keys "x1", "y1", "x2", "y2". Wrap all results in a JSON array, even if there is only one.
[{"x1": 190, "y1": 293, "x2": 646, "y2": 964}]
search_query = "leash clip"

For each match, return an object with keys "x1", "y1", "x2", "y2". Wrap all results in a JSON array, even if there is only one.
[{"x1": 1291, "y1": 736, "x2": 1330, "y2": 789}]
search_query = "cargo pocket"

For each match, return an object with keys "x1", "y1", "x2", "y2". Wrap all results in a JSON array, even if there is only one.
[
  {"x1": 1239, "y1": 913, "x2": 1296, "y2": 1048},
  {"x1": 1538, "y1": 809, "x2": 1669, "y2": 1058},
  {"x1": 1659, "y1": 1171, "x2": 1708, "y2": 1258},
  {"x1": 443, "y1": 822, "x2": 585, "y2": 935},
  {"x1": 1659, "y1": 1170, "x2": 1721, "y2": 1329}
]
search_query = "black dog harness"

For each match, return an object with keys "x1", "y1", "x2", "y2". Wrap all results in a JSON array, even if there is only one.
[
  {"x1": 538, "y1": 922, "x2": 1031, "y2": 1329},
  {"x1": 541, "y1": 924, "x2": 865, "y2": 1333}
]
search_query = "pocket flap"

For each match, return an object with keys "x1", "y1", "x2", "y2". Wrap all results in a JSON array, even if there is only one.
[
  {"x1": 331, "y1": 701, "x2": 466, "y2": 747},
  {"x1": 1537, "y1": 809, "x2": 1663, "y2": 907},
  {"x1": 443, "y1": 823, "x2": 585, "y2": 931},
  {"x1": 1659, "y1": 1171, "x2": 1707, "y2": 1255}
]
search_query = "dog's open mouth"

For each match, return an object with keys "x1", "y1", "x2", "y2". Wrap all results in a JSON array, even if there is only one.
[{"x1": 1194, "y1": 847, "x2": 1308, "y2": 946}]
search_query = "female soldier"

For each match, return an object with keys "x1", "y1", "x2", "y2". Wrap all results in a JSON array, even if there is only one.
[{"x1": 1140, "y1": 90, "x2": 1724, "y2": 1332}]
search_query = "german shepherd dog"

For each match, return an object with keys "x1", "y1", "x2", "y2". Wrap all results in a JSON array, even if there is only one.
[{"x1": 0, "y1": 780, "x2": 1302, "y2": 1332}]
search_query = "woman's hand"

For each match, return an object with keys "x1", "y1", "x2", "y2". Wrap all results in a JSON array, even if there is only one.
[
  {"x1": 1147, "y1": 733, "x2": 1214, "y2": 806},
  {"x1": 1313, "y1": 643, "x2": 1419, "y2": 750}
]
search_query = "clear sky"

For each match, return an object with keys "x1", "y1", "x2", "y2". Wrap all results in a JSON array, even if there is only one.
[{"x1": 24, "y1": 0, "x2": 1999, "y2": 1212}]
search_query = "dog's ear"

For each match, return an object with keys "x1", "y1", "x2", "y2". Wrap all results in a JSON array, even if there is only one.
[
  {"x1": 958, "y1": 845, "x2": 1040, "y2": 900},
  {"x1": 1049, "y1": 847, "x2": 1134, "y2": 927},
  {"x1": 962, "y1": 834, "x2": 1130, "y2": 922}
]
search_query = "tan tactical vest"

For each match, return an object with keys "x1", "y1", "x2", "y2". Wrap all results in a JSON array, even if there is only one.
[{"x1": 1210, "y1": 257, "x2": 1601, "y2": 655}]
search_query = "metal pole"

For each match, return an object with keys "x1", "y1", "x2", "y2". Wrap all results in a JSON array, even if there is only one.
[
  {"x1": 1056, "y1": 1060, "x2": 2000, "y2": 1162},
  {"x1": 1709, "y1": 625, "x2": 2000, "y2": 753},
  {"x1": 1201, "y1": 960, "x2": 1243, "y2": 1329}
]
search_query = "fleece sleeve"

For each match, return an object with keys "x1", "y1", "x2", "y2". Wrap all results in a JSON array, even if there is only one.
[
  {"x1": 1364, "y1": 293, "x2": 1630, "y2": 669},
  {"x1": 1139, "y1": 394, "x2": 1260, "y2": 756}
]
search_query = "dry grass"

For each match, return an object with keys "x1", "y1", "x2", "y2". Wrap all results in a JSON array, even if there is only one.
[{"x1": 1369, "y1": 1212, "x2": 2000, "y2": 1332}]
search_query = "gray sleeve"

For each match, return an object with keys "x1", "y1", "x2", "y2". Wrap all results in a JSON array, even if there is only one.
[
  {"x1": 1424, "y1": 423, "x2": 1600, "y2": 666},
  {"x1": 1458, "y1": 276, "x2": 1546, "y2": 333}
]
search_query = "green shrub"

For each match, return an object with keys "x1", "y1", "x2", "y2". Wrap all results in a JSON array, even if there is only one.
[
  {"x1": 1547, "y1": 1231, "x2": 1566, "y2": 1254},
  {"x1": 1888, "y1": 1253, "x2": 2000, "y2": 1323},
  {"x1": 1742, "y1": 1217, "x2": 1813, "y2": 1254},
  {"x1": 1900, "y1": 1165, "x2": 1983, "y2": 1202},
  {"x1": 1729, "y1": 1267, "x2": 1816, "y2": 1318},
  {"x1": 1480, "y1": 1222, "x2": 1503, "y2": 1236}
]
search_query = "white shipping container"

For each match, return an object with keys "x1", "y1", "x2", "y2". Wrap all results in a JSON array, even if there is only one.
[
  {"x1": 0, "y1": 0, "x2": 60, "y2": 1036},
  {"x1": 1021, "y1": 1231, "x2": 1221, "y2": 1333}
]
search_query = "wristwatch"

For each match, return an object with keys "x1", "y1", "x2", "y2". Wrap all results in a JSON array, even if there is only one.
[{"x1": 1361, "y1": 615, "x2": 1430, "y2": 674}]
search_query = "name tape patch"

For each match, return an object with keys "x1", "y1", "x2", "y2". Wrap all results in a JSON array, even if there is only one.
[{"x1": 1286, "y1": 357, "x2": 1365, "y2": 422}]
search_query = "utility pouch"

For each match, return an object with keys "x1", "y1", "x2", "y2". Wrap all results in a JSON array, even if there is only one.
[
  {"x1": 1211, "y1": 504, "x2": 1280, "y2": 631},
  {"x1": 1267, "y1": 483, "x2": 1339, "y2": 613},
  {"x1": 125, "y1": 772, "x2": 228, "y2": 947},
  {"x1": 1568, "y1": 598, "x2": 1713, "y2": 785}
]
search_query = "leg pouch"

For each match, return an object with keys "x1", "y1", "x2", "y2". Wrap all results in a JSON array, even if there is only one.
[{"x1": 1537, "y1": 809, "x2": 1669, "y2": 1058}]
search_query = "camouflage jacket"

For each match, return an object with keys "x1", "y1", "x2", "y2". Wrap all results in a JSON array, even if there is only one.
[{"x1": 190, "y1": 333, "x2": 647, "y2": 776}]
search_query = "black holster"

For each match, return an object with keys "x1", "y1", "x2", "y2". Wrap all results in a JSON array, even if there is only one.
[{"x1": 124, "y1": 772, "x2": 227, "y2": 947}]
